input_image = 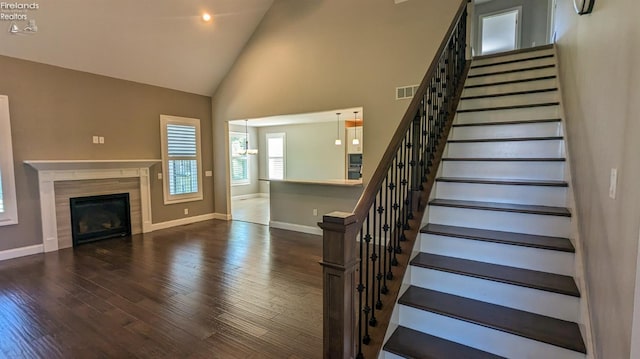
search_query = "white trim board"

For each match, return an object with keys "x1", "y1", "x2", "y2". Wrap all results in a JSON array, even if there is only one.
[
  {"x1": 232, "y1": 193, "x2": 269, "y2": 200},
  {"x1": 148, "y1": 213, "x2": 218, "y2": 232},
  {"x1": 631, "y1": 226, "x2": 640, "y2": 359},
  {"x1": 0, "y1": 244, "x2": 44, "y2": 261},
  {"x1": 269, "y1": 221, "x2": 322, "y2": 236}
]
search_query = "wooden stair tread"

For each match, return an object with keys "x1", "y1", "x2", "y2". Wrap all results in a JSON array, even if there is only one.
[
  {"x1": 443, "y1": 157, "x2": 565, "y2": 162},
  {"x1": 457, "y1": 102, "x2": 559, "y2": 113},
  {"x1": 436, "y1": 177, "x2": 568, "y2": 187},
  {"x1": 464, "y1": 76, "x2": 556, "y2": 89},
  {"x1": 461, "y1": 87, "x2": 558, "y2": 100},
  {"x1": 421, "y1": 223, "x2": 575, "y2": 252},
  {"x1": 453, "y1": 118, "x2": 561, "y2": 127},
  {"x1": 448, "y1": 136, "x2": 562, "y2": 143},
  {"x1": 468, "y1": 64, "x2": 555, "y2": 78},
  {"x1": 399, "y1": 286, "x2": 587, "y2": 354},
  {"x1": 429, "y1": 199, "x2": 571, "y2": 217},
  {"x1": 384, "y1": 326, "x2": 505, "y2": 359},
  {"x1": 411, "y1": 252, "x2": 580, "y2": 297},
  {"x1": 471, "y1": 54, "x2": 555, "y2": 69}
]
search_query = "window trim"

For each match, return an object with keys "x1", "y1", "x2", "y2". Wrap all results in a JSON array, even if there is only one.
[
  {"x1": 0, "y1": 95, "x2": 18, "y2": 226},
  {"x1": 266, "y1": 132, "x2": 286, "y2": 180},
  {"x1": 160, "y1": 115, "x2": 203, "y2": 205},
  {"x1": 229, "y1": 131, "x2": 250, "y2": 186}
]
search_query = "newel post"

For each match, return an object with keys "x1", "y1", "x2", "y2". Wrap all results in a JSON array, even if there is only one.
[{"x1": 319, "y1": 211, "x2": 360, "y2": 359}]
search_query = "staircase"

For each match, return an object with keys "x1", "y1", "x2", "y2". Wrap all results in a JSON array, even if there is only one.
[{"x1": 381, "y1": 45, "x2": 588, "y2": 358}]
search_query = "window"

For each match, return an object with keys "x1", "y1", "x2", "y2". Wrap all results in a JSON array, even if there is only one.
[
  {"x1": 0, "y1": 95, "x2": 18, "y2": 226},
  {"x1": 160, "y1": 115, "x2": 203, "y2": 204},
  {"x1": 266, "y1": 133, "x2": 285, "y2": 180},
  {"x1": 229, "y1": 132, "x2": 249, "y2": 185}
]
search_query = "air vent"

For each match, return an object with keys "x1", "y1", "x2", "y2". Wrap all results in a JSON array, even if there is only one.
[{"x1": 396, "y1": 85, "x2": 419, "y2": 100}]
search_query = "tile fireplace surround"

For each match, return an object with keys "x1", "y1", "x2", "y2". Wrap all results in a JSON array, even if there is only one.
[{"x1": 24, "y1": 160, "x2": 160, "y2": 252}]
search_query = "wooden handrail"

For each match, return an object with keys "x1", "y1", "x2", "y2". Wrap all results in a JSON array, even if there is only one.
[{"x1": 353, "y1": 0, "x2": 469, "y2": 222}]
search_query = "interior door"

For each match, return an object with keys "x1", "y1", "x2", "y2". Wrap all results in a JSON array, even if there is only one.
[{"x1": 480, "y1": 8, "x2": 521, "y2": 55}]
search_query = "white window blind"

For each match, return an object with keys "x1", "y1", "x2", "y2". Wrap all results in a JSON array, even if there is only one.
[
  {"x1": 230, "y1": 132, "x2": 249, "y2": 185},
  {"x1": 266, "y1": 133, "x2": 285, "y2": 180},
  {"x1": 0, "y1": 95, "x2": 18, "y2": 226},
  {"x1": 160, "y1": 115, "x2": 203, "y2": 204}
]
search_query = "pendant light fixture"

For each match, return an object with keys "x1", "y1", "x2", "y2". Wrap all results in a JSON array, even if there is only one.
[
  {"x1": 334, "y1": 112, "x2": 342, "y2": 145},
  {"x1": 352, "y1": 111, "x2": 360, "y2": 146},
  {"x1": 242, "y1": 120, "x2": 258, "y2": 155}
]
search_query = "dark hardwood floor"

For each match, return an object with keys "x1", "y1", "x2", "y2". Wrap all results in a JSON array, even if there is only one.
[{"x1": 0, "y1": 220, "x2": 323, "y2": 358}]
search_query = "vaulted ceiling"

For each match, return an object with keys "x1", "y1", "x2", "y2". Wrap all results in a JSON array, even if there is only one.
[{"x1": 0, "y1": 0, "x2": 273, "y2": 95}]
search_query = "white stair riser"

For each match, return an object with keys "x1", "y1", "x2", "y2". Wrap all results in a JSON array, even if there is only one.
[
  {"x1": 469, "y1": 56, "x2": 556, "y2": 76},
  {"x1": 458, "y1": 91, "x2": 559, "y2": 110},
  {"x1": 420, "y1": 233, "x2": 575, "y2": 276},
  {"x1": 441, "y1": 161, "x2": 565, "y2": 180},
  {"x1": 451, "y1": 122, "x2": 562, "y2": 140},
  {"x1": 463, "y1": 78, "x2": 557, "y2": 98},
  {"x1": 435, "y1": 181, "x2": 567, "y2": 207},
  {"x1": 409, "y1": 267, "x2": 579, "y2": 322},
  {"x1": 428, "y1": 206, "x2": 571, "y2": 237},
  {"x1": 398, "y1": 305, "x2": 585, "y2": 359},
  {"x1": 472, "y1": 49, "x2": 555, "y2": 67},
  {"x1": 466, "y1": 67, "x2": 556, "y2": 87},
  {"x1": 446, "y1": 140, "x2": 564, "y2": 158},
  {"x1": 456, "y1": 106, "x2": 560, "y2": 124}
]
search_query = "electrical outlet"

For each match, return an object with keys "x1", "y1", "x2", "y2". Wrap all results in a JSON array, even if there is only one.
[
  {"x1": 313, "y1": 208, "x2": 318, "y2": 216},
  {"x1": 157, "y1": 172, "x2": 162, "y2": 180},
  {"x1": 92, "y1": 136, "x2": 99, "y2": 144},
  {"x1": 609, "y1": 168, "x2": 618, "y2": 199},
  {"x1": 99, "y1": 136, "x2": 105, "y2": 144},
  {"x1": 205, "y1": 170, "x2": 213, "y2": 177},
  {"x1": 184, "y1": 208, "x2": 189, "y2": 215}
]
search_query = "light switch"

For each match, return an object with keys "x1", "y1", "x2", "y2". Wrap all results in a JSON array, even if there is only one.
[
  {"x1": 99, "y1": 136, "x2": 105, "y2": 144},
  {"x1": 92, "y1": 136, "x2": 99, "y2": 144},
  {"x1": 157, "y1": 172, "x2": 163, "y2": 180},
  {"x1": 205, "y1": 170, "x2": 213, "y2": 177},
  {"x1": 609, "y1": 168, "x2": 618, "y2": 199}
]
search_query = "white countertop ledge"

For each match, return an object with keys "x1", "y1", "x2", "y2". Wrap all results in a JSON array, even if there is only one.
[{"x1": 267, "y1": 178, "x2": 363, "y2": 187}]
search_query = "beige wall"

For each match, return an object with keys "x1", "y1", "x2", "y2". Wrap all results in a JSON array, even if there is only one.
[
  {"x1": 554, "y1": 0, "x2": 640, "y2": 357},
  {"x1": 258, "y1": 121, "x2": 346, "y2": 181},
  {"x1": 211, "y1": 0, "x2": 463, "y2": 215},
  {"x1": 270, "y1": 181, "x2": 362, "y2": 228},
  {"x1": 0, "y1": 55, "x2": 214, "y2": 251}
]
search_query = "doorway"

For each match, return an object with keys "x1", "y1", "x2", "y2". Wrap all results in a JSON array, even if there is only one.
[{"x1": 479, "y1": 7, "x2": 522, "y2": 55}]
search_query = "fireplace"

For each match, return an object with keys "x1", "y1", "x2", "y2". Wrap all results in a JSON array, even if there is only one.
[{"x1": 70, "y1": 193, "x2": 132, "y2": 246}]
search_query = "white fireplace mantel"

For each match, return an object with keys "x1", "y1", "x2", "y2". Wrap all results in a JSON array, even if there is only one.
[{"x1": 25, "y1": 159, "x2": 161, "y2": 252}]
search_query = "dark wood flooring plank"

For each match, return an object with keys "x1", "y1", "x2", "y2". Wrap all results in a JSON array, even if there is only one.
[{"x1": 0, "y1": 220, "x2": 323, "y2": 358}]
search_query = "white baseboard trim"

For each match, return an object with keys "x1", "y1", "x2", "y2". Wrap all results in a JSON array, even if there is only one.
[
  {"x1": 149, "y1": 213, "x2": 217, "y2": 232},
  {"x1": 232, "y1": 193, "x2": 269, "y2": 200},
  {"x1": 269, "y1": 221, "x2": 322, "y2": 236},
  {"x1": 0, "y1": 244, "x2": 44, "y2": 261},
  {"x1": 214, "y1": 213, "x2": 232, "y2": 221}
]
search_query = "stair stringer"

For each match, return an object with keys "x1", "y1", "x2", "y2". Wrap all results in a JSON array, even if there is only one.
[{"x1": 554, "y1": 44, "x2": 596, "y2": 358}]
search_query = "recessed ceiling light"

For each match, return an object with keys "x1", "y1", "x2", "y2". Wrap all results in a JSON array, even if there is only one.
[{"x1": 202, "y1": 13, "x2": 212, "y2": 22}]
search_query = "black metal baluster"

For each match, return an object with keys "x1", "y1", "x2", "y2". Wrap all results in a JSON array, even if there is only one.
[
  {"x1": 376, "y1": 190, "x2": 384, "y2": 309},
  {"x1": 357, "y1": 226, "x2": 364, "y2": 357},
  {"x1": 369, "y1": 202, "x2": 378, "y2": 327},
  {"x1": 362, "y1": 215, "x2": 372, "y2": 344},
  {"x1": 383, "y1": 172, "x2": 392, "y2": 287}
]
